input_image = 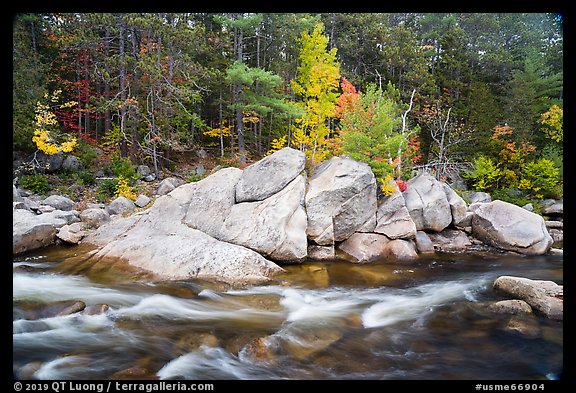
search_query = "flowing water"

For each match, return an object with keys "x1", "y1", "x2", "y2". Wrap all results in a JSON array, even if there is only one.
[{"x1": 13, "y1": 246, "x2": 563, "y2": 380}]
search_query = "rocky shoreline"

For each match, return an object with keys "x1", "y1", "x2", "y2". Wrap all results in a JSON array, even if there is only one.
[{"x1": 13, "y1": 148, "x2": 563, "y2": 318}]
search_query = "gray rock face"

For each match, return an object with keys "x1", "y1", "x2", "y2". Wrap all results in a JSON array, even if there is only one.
[
  {"x1": 472, "y1": 200, "x2": 553, "y2": 255},
  {"x1": 543, "y1": 200, "x2": 563, "y2": 215},
  {"x1": 183, "y1": 168, "x2": 243, "y2": 239},
  {"x1": 56, "y1": 222, "x2": 89, "y2": 244},
  {"x1": 220, "y1": 176, "x2": 308, "y2": 261},
  {"x1": 427, "y1": 229, "x2": 472, "y2": 252},
  {"x1": 134, "y1": 194, "x2": 151, "y2": 208},
  {"x1": 157, "y1": 177, "x2": 186, "y2": 196},
  {"x1": 137, "y1": 165, "x2": 150, "y2": 179},
  {"x1": 236, "y1": 147, "x2": 306, "y2": 203},
  {"x1": 13, "y1": 185, "x2": 23, "y2": 203},
  {"x1": 307, "y1": 244, "x2": 336, "y2": 261},
  {"x1": 403, "y1": 173, "x2": 452, "y2": 232},
  {"x1": 79, "y1": 208, "x2": 110, "y2": 228},
  {"x1": 374, "y1": 180, "x2": 416, "y2": 239},
  {"x1": 13, "y1": 209, "x2": 80, "y2": 254},
  {"x1": 184, "y1": 168, "x2": 308, "y2": 261},
  {"x1": 466, "y1": 191, "x2": 492, "y2": 204},
  {"x1": 385, "y1": 239, "x2": 418, "y2": 260},
  {"x1": 61, "y1": 155, "x2": 83, "y2": 172},
  {"x1": 41, "y1": 195, "x2": 75, "y2": 211},
  {"x1": 493, "y1": 276, "x2": 563, "y2": 320},
  {"x1": 440, "y1": 183, "x2": 468, "y2": 227},
  {"x1": 305, "y1": 157, "x2": 377, "y2": 245},
  {"x1": 337, "y1": 233, "x2": 417, "y2": 262},
  {"x1": 82, "y1": 181, "x2": 285, "y2": 285},
  {"x1": 414, "y1": 231, "x2": 435, "y2": 254},
  {"x1": 338, "y1": 233, "x2": 390, "y2": 263},
  {"x1": 106, "y1": 196, "x2": 136, "y2": 216}
]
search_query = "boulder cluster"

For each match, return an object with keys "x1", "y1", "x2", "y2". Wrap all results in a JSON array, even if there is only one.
[{"x1": 13, "y1": 147, "x2": 557, "y2": 285}]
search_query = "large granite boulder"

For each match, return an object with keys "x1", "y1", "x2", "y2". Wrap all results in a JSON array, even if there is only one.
[
  {"x1": 183, "y1": 168, "x2": 307, "y2": 261},
  {"x1": 220, "y1": 176, "x2": 308, "y2": 261},
  {"x1": 374, "y1": 180, "x2": 416, "y2": 239},
  {"x1": 305, "y1": 157, "x2": 377, "y2": 245},
  {"x1": 471, "y1": 200, "x2": 553, "y2": 255},
  {"x1": 183, "y1": 167, "x2": 243, "y2": 239},
  {"x1": 82, "y1": 179, "x2": 285, "y2": 285},
  {"x1": 235, "y1": 147, "x2": 306, "y2": 203},
  {"x1": 403, "y1": 173, "x2": 452, "y2": 232},
  {"x1": 13, "y1": 209, "x2": 80, "y2": 254}
]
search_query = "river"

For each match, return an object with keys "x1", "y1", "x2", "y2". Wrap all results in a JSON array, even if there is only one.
[{"x1": 13, "y1": 245, "x2": 563, "y2": 380}]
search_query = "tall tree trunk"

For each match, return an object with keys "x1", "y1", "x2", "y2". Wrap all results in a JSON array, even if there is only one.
[
  {"x1": 235, "y1": 27, "x2": 246, "y2": 163},
  {"x1": 118, "y1": 16, "x2": 128, "y2": 157},
  {"x1": 104, "y1": 25, "x2": 111, "y2": 136},
  {"x1": 219, "y1": 78, "x2": 224, "y2": 157},
  {"x1": 84, "y1": 52, "x2": 91, "y2": 137}
]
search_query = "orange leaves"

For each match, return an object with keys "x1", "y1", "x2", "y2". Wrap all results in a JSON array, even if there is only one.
[{"x1": 334, "y1": 77, "x2": 359, "y2": 119}]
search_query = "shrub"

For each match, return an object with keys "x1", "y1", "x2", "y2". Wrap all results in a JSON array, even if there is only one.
[
  {"x1": 114, "y1": 176, "x2": 137, "y2": 201},
  {"x1": 106, "y1": 155, "x2": 138, "y2": 185},
  {"x1": 19, "y1": 173, "x2": 50, "y2": 195},
  {"x1": 96, "y1": 178, "x2": 118, "y2": 203},
  {"x1": 75, "y1": 139, "x2": 99, "y2": 168},
  {"x1": 462, "y1": 155, "x2": 501, "y2": 192},
  {"x1": 186, "y1": 173, "x2": 204, "y2": 183},
  {"x1": 75, "y1": 169, "x2": 95, "y2": 186},
  {"x1": 519, "y1": 158, "x2": 560, "y2": 199},
  {"x1": 491, "y1": 188, "x2": 542, "y2": 214},
  {"x1": 379, "y1": 174, "x2": 397, "y2": 197}
]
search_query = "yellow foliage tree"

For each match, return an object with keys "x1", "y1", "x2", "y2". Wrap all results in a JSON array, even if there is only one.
[
  {"x1": 32, "y1": 90, "x2": 77, "y2": 155},
  {"x1": 290, "y1": 23, "x2": 340, "y2": 163},
  {"x1": 539, "y1": 104, "x2": 563, "y2": 143}
]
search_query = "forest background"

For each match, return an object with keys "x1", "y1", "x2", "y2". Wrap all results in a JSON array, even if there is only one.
[{"x1": 12, "y1": 13, "x2": 563, "y2": 205}]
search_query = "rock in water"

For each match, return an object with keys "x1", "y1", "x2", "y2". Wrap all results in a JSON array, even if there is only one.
[
  {"x1": 83, "y1": 173, "x2": 285, "y2": 285},
  {"x1": 493, "y1": 276, "x2": 562, "y2": 320},
  {"x1": 472, "y1": 200, "x2": 553, "y2": 255},
  {"x1": 306, "y1": 157, "x2": 377, "y2": 245}
]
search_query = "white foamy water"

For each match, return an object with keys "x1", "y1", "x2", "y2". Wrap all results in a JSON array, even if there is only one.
[
  {"x1": 157, "y1": 346, "x2": 279, "y2": 380},
  {"x1": 13, "y1": 273, "x2": 145, "y2": 306},
  {"x1": 280, "y1": 287, "x2": 363, "y2": 322},
  {"x1": 113, "y1": 293, "x2": 284, "y2": 325},
  {"x1": 362, "y1": 278, "x2": 489, "y2": 328}
]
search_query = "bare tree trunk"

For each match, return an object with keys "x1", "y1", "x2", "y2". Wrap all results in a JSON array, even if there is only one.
[
  {"x1": 104, "y1": 25, "x2": 111, "y2": 136},
  {"x1": 396, "y1": 89, "x2": 416, "y2": 176},
  {"x1": 118, "y1": 17, "x2": 128, "y2": 157},
  {"x1": 219, "y1": 79, "x2": 224, "y2": 157},
  {"x1": 235, "y1": 27, "x2": 246, "y2": 163}
]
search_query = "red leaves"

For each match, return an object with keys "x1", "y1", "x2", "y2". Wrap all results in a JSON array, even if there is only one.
[{"x1": 395, "y1": 179, "x2": 407, "y2": 192}]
